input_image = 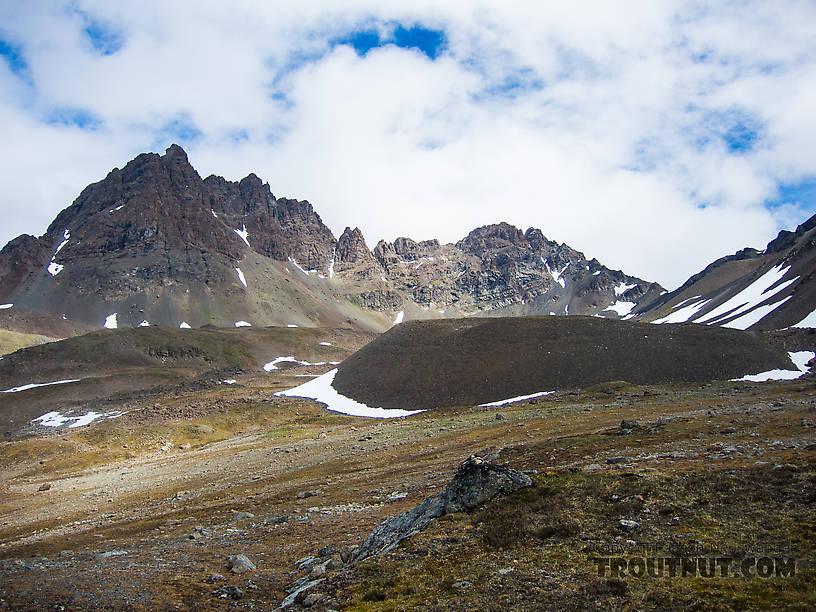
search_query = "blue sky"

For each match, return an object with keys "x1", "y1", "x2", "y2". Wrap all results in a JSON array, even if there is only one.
[{"x1": 0, "y1": 1, "x2": 815, "y2": 289}]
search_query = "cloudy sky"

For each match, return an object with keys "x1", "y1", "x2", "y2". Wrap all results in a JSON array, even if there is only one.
[{"x1": 1, "y1": 1, "x2": 815, "y2": 289}]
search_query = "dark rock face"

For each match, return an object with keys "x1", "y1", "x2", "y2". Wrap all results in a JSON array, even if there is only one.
[
  {"x1": 351, "y1": 456, "x2": 532, "y2": 561},
  {"x1": 0, "y1": 235, "x2": 47, "y2": 302}
]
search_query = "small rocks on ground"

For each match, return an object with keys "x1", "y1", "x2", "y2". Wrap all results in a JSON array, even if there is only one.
[
  {"x1": 38, "y1": 483, "x2": 51, "y2": 491},
  {"x1": 618, "y1": 519, "x2": 639, "y2": 531},
  {"x1": 212, "y1": 585, "x2": 243, "y2": 600}
]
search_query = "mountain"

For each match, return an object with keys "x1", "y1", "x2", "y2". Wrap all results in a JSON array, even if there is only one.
[
  {"x1": 635, "y1": 213, "x2": 816, "y2": 330},
  {"x1": 0, "y1": 145, "x2": 662, "y2": 333}
]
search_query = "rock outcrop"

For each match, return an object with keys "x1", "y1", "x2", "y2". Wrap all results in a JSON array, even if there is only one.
[{"x1": 351, "y1": 456, "x2": 532, "y2": 562}]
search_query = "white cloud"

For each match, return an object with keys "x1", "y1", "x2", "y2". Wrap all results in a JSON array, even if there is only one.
[{"x1": 0, "y1": 1, "x2": 815, "y2": 289}]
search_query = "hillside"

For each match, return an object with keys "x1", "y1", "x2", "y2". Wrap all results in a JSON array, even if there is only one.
[
  {"x1": 0, "y1": 350, "x2": 813, "y2": 609},
  {"x1": 331, "y1": 316, "x2": 801, "y2": 410},
  {"x1": 636, "y1": 212, "x2": 816, "y2": 331},
  {"x1": 0, "y1": 325, "x2": 375, "y2": 438}
]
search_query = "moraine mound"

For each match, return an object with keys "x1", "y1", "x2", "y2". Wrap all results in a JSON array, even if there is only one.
[{"x1": 332, "y1": 316, "x2": 802, "y2": 410}]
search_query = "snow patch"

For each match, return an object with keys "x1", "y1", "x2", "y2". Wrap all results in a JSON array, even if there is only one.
[
  {"x1": 221, "y1": 379, "x2": 236, "y2": 385},
  {"x1": 478, "y1": 391, "x2": 554, "y2": 407},
  {"x1": 235, "y1": 267, "x2": 247, "y2": 288},
  {"x1": 0, "y1": 303, "x2": 12, "y2": 309},
  {"x1": 275, "y1": 369, "x2": 423, "y2": 418},
  {"x1": 393, "y1": 311, "x2": 404, "y2": 325},
  {"x1": 53, "y1": 229, "x2": 70, "y2": 256},
  {"x1": 543, "y1": 259, "x2": 569, "y2": 288},
  {"x1": 319, "y1": 342, "x2": 332, "y2": 346},
  {"x1": 179, "y1": 322, "x2": 191, "y2": 329},
  {"x1": 263, "y1": 356, "x2": 330, "y2": 371},
  {"x1": 32, "y1": 409, "x2": 122, "y2": 428},
  {"x1": 234, "y1": 225, "x2": 250, "y2": 248},
  {"x1": 722, "y1": 296, "x2": 792, "y2": 330},
  {"x1": 792, "y1": 307, "x2": 816, "y2": 328},
  {"x1": 139, "y1": 320, "x2": 150, "y2": 327},
  {"x1": 732, "y1": 351, "x2": 814, "y2": 382},
  {"x1": 652, "y1": 298, "x2": 711, "y2": 324},
  {"x1": 211, "y1": 209, "x2": 218, "y2": 218},
  {"x1": 104, "y1": 313, "x2": 118, "y2": 329},
  {"x1": 69, "y1": 412, "x2": 103, "y2": 428},
  {"x1": 328, "y1": 247, "x2": 336, "y2": 279},
  {"x1": 288, "y1": 258, "x2": 308, "y2": 275},
  {"x1": 614, "y1": 282, "x2": 637, "y2": 297},
  {"x1": 603, "y1": 301, "x2": 636, "y2": 317},
  {"x1": 46, "y1": 230, "x2": 70, "y2": 276},
  {"x1": 234, "y1": 321, "x2": 252, "y2": 327},
  {"x1": 287, "y1": 324, "x2": 298, "y2": 328},
  {"x1": 697, "y1": 265, "x2": 798, "y2": 325},
  {"x1": 109, "y1": 204, "x2": 125, "y2": 212},
  {"x1": 3, "y1": 379, "x2": 81, "y2": 394}
]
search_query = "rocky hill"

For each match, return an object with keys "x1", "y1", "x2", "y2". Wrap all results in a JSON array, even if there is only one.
[
  {"x1": 330, "y1": 316, "x2": 800, "y2": 410},
  {"x1": 0, "y1": 146, "x2": 662, "y2": 333},
  {"x1": 635, "y1": 212, "x2": 816, "y2": 330}
]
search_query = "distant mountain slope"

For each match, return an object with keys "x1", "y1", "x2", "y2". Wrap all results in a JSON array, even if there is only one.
[
  {"x1": 0, "y1": 145, "x2": 661, "y2": 331},
  {"x1": 332, "y1": 316, "x2": 798, "y2": 410},
  {"x1": 636, "y1": 213, "x2": 816, "y2": 330}
]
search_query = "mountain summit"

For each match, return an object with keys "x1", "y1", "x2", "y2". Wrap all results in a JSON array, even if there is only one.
[{"x1": 0, "y1": 145, "x2": 663, "y2": 331}]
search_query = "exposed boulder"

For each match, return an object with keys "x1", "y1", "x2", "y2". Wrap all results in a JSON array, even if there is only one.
[{"x1": 351, "y1": 456, "x2": 532, "y2": 562}]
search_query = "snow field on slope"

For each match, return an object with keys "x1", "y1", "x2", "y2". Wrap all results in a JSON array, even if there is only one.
[
  {"x1": 732, "y1": 351, "x2": 814, "y2": 382},
  {"x1": 652, "y1": 297, "x2": 711, "y2": 324},
  {"x1": 235, "y1": 267, "x2": 247, "y2": 288},
  {"x1": 2, "y1": 379, "x2": 81, "y2": 393},
  {"x1": 604, "y1": 301, "x2": 636, "y2": 317},
  {"x1": 722, "y1": 296, "x2": 793, "y2": 330},
  {"x1": 274, "y1": 369, "x2": 423, "y2": 418},
  {"x1": 696, "y1": 265, "x2": 797, "y2": 325},
  {"x1": 792, "y1": 307, "x2": 816, "y2": 328},
  {"x1": 263, "y1": 356, "x2": 340, "y2": 371},
  {"x1": 234, "y1": 225, "x2": 250, "y2": 248},
  {"x1": 478, "y1": 391, "x2": 554, "y2": 407},
  {"x1": 33, "y1": 409, "x2": 124, "y2": 429}
]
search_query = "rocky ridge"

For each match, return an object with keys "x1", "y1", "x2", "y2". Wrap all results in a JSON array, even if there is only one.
[
  {"x1": 636, "y1": 211, "x2": 816, "y2": 330},
  {"x1": 0, "y1": 145, "x2": 662, "y2": 331}
]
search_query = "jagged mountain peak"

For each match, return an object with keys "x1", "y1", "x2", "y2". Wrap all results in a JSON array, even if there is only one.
[{"x1": 1, "y1": 146, "x2": 666, "y2": 331}]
